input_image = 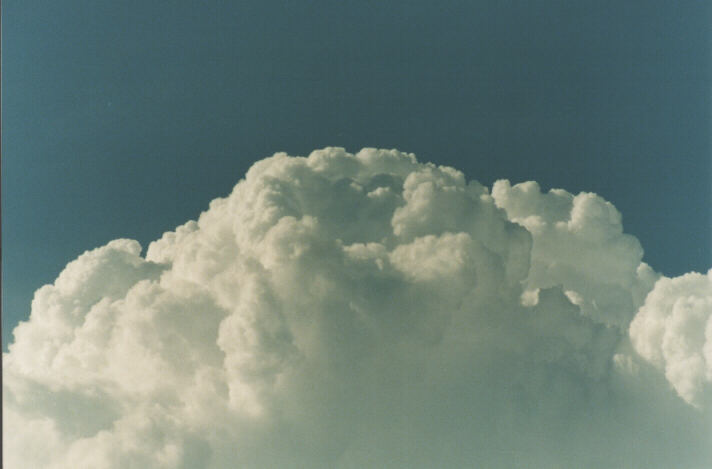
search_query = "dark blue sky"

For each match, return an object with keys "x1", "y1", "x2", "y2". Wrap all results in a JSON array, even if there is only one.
[{"x1": 3, "y1": 0, "x2": 710, "y2": 347}]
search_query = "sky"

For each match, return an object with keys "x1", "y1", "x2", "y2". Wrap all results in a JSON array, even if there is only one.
[{"x1": 2, "y1": 1, "x2": 712, "y2": 468}]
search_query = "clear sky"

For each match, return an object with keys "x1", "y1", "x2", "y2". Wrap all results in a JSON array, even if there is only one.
[{"x1": 2, "y1": 0, "x2": 710, "y2": 347}]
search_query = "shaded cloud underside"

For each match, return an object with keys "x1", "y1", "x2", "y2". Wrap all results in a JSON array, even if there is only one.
[{"x1": 4, "y1": 148, "x2": 711, "y2": 468}]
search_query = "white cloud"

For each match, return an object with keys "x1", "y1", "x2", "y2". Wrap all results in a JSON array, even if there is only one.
[
  {"x1": 4, "y1": 148, "x2": 711, "y2": 468},
  {"x1": 492, "y1": 180, "x2": 659, "y2": 329},
  {"x1": 629, "y1": 269, "x2": 712, "y2": 407}
]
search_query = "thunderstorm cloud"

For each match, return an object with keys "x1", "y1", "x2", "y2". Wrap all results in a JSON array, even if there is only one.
[{"x1": 4, "y1": 148, "x2": 711, "y2": 468}]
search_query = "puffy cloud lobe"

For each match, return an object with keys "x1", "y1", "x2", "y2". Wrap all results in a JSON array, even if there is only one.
[
  {"x1": 629, "y1": 270, "x2": 712, "y2": 407},
  {"x1": 4, "y1": 148, "x2": 711, "y2": 468},
  {"x1": 492, "y1": 180, "x2": 659, "y2": 329}
]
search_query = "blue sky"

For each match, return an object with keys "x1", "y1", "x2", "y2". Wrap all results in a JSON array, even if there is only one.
[{"x1": 3, "y1": 0, "x2": 710, "y2": 349}]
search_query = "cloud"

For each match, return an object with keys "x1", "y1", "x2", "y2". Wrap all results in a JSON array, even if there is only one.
[
  {"x1": 4, "y1": 148, "x2": 711, "y2": 468},
  {"x1": 629, "y1": 269, "x2": 712, "y2": 407},
  {"x1": 492, "y1": 180, "x2": 659, "y2": 329}
]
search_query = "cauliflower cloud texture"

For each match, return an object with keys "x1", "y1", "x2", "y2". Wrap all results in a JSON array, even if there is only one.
[{"x1": 4, "y1": 148, "x2": 711, "y2": 468}]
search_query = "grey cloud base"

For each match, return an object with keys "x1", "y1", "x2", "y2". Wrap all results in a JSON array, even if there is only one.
[{"x1": 4, "y1": 148, "x2": 711, "y2": 468}]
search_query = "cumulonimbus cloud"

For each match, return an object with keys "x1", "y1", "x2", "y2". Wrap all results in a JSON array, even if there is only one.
[{"x1": 4, "y1": 148, "x2": 711, "y2": 468}]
